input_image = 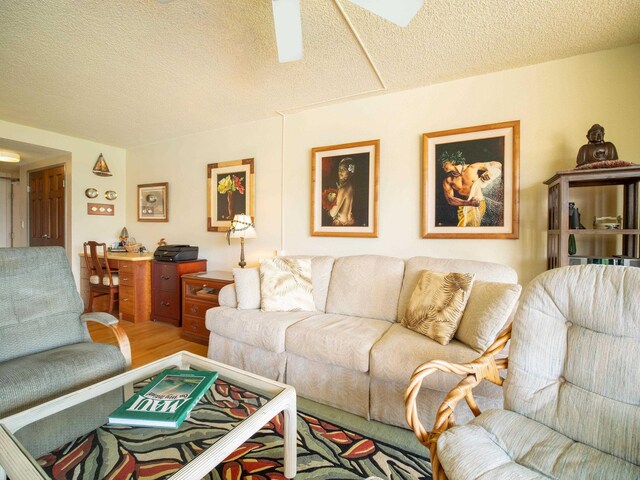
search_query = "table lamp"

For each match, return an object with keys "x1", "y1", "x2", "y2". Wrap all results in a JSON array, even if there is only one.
[{"x1": 227, "y1": 214, "x2": 257, "y2": 268}]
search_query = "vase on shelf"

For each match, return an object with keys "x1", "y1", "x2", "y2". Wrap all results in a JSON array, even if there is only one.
[{"x1": 568, "y1": 234, "x2": 577, "y2": 256}]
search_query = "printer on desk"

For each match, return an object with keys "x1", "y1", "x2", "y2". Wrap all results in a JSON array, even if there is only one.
[{"x1": 153, "y1": 244, "x2": 199, "y2": 262}]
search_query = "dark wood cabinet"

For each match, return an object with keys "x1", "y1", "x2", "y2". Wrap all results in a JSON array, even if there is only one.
[
  {"x1": 181, "y1": 271, "x2": 233, "y2": 344},
  {"x1": 151, "y1": 259, "x2": 207, "y2": 325}
]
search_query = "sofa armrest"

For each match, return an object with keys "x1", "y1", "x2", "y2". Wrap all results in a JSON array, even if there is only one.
[
  {"x1": 218, "y1": 283, "x2": 238, "y2": 308},
  {"x1": 81, "y1": 312, "x2": 132, "y2": 367},
  {"x1": 404, "y1": 324, "x2": 511, "y2": 480}
]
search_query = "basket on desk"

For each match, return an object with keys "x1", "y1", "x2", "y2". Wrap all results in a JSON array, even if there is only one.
[{"x1": 124, "y1": 243, "x2": 142, "y2": 253}]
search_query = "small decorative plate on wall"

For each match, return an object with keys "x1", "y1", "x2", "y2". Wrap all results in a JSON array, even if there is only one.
[
  {"x1": 105, "y1": 190, "x2": 118, "y2": 200},
  {"x1": 85, "y1": 188, "x2": 98, "y2": 199}
]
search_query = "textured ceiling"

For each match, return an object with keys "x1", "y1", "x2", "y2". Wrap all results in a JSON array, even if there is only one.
[{"x1": 0, "y1": 0, "x2": 639, "y2": 148}]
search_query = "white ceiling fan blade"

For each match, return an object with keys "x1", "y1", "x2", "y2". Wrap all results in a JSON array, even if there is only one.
[
  {"x1": 347, "y1": 0, "x2": 423, "y2": 27},
  {"x1": 272, "y1": 0, "x2": 303, "y2": 63}
]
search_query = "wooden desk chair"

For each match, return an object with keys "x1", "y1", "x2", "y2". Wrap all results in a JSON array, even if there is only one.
[{"x1": 83, "y1": 241, "x2": 119, "y2": 314}]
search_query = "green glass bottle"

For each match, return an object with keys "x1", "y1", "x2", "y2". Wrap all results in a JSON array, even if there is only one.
[{"x1": 568, "y1": 234, "x2": 577, "y2": 256}]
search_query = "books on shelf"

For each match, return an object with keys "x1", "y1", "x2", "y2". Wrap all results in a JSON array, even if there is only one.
[
  {"x1": 108, "y1": 369, "x2": 218, "y2": 428},
  {"x1": 568, "y1": 256, "x2": 640, "y2": 267}
]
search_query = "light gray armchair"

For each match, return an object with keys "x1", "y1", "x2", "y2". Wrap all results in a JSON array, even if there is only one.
[
  {"x1": 406, "y1": 265, "x2": 640, "y2": 479},
  {"x1": 0, "y1": 247, "x2": 131, "y2": 458}
]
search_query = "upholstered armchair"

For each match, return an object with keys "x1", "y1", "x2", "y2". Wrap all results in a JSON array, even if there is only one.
[
  {"x1": 405, "y1": 265, "x2": 640, "y2": 479},
  {"x1": 0, "y1": 247, "x2": 131, "y2": 458}
]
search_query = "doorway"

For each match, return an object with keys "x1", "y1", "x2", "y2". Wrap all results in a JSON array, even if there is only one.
[
  {"x1": 29, "y1": 164, "x2": 66, "y2": 248},
  {"x1": 0, "y1": 176, "x2": 14, "y2": 247}
]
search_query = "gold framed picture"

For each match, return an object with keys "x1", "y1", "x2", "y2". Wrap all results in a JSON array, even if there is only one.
[
  {"x1": 137, "y1": 182, "x2": 168, "y2": 222},
  {"x1": 207, "y1": 158, "x2": 255, "y2": 232},
  {"x1": 311, "y1": 140, "x2": 379, "y2": 237},
  {"x1": 422, "y1": 121, "x2": 520, "y2": 239}
]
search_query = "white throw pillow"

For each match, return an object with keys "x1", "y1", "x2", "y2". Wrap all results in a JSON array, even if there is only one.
[
  {"x1": 259, "y1": 258, "x2": 315, "y2": 312},
  {"x1": 232, "y1": 268, "x2": 261, "y2": 310},
  {"x1": 401, "y1": 270, "x2": 475, "y2": 345},
  {"x1": 455, "y1": 281, "x2": 522, "y2": 352}
]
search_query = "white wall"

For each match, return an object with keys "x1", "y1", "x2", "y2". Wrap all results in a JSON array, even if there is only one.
[
  {"x1": 128, "y1": 44, "x2": 640, "y2": 286},
  {"x1": 0, "y1": 120, "x2": 127, "y2": 284},
  {"x1": 126, "y1": 118, "x2": 283, "y2": 269}
]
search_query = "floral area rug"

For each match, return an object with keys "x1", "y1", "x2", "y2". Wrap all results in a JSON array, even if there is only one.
[{"x1": 37, "y1": 378, "x2": 432, "y2": 479}]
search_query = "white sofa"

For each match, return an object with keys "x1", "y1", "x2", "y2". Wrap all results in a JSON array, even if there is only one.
[{"x1": 205, "y1": 254, "x2": 520, "y2": 428}]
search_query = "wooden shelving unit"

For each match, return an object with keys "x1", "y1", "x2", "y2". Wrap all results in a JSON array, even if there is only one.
[{"x1": 544, "y1": 166, "x2": 640, "y2": 269}]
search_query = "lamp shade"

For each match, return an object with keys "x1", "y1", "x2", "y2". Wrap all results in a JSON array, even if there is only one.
[
  {"x1": 229, "y1": 214, "x2": 257, "y2": 239},
  {"x1": 0, "y1": 152, "x2": 20, "y2": 163}
]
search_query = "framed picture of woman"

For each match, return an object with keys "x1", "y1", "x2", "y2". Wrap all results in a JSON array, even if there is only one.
[
  {"x1": 207, "y1": 158, "x2": 255, "y2": 232},
  {"x1": 311, "y1": 140, "x2": 379, "y2": 237},
  {"x1": 422, "y1": 121, "x2": 520, "y2": 239}
]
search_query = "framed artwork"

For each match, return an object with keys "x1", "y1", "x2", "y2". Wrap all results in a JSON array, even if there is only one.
[
  {"x1": 422, "y1": 120, "x2": 519, "y2": 239},
  {"x1": 137, "y1": 182, "x2": 168, "y2": 222},
  {"x1": 207, "y1": 158, "x2": 255, "y2": 232},
  {"x1": 311, "y1": 139, "x2": 379, "y2": 237}
]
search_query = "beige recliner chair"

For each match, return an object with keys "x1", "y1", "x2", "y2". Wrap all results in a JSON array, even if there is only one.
[{"x1": 406, "y1": 265, "x2": 640, "y2": 479}]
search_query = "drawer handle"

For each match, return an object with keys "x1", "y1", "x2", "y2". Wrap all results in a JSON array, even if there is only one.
[
  {"x1": 121, "y1": 277, "x2": 129, "y2": 282},
  {"x1": 161, "y1": 275, "x2": 171, "y2": 280},
  {"x1": 121, "y1": 298, "x2": 129, "y2": 302},
  {"x1": 190, "y1": 305, "x2": 198, "y2": 313},
  {"x1": 190, "y1": 324, "x2": 197, "y2": 331},
  {"x1": 160, "y1": 301, "x2": 171, "y2": 307}
]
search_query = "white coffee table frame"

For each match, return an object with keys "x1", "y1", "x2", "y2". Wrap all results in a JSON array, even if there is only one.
[{"x1": 0, "y1": 351, "x2": 297, "y2": 480}]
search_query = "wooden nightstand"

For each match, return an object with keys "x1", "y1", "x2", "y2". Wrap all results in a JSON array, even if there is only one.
[{"x1": 181, "y1": 270, "x2": 234, "y2": 344}]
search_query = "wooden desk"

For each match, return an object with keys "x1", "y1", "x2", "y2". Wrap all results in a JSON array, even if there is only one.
[{"x1": 79, "y1": 251, "x2": 154, "y2": 322}]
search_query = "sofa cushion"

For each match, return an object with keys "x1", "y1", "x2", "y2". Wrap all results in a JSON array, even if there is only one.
[
  {"x1": 286, "y1": 314, "x2": 392, "y2": 372},
  {"x1": 455, "y1": 281, "x2": 522, "y2": 352},
  {"x1": 398, "y1": 256, "x2": 518, "y2": 323},
  {"x1": 438, "y1": 409, "x2": 640, "y2": 480},
  {"x1": 218, "y1": 283, "x2": 237, "y2": 308},
  {"x1": 233, "y1": 267, "x2": 261, "y2": 309},
  {"x1": 370, "y1": 323, "x2": 500, "y2": 396},
  {"x1": 260, "y1": 258, "x2": 315, "y2": 312},
  {"x1": 0, "y1": 342, "x2": 126, "y2": 418},
  {"x1": 325, "y1": 255, "x2": 405, "y2": 322},
  {"x1": 0, "y1": 247, "x2": 87, "y2": 363},
  {"x1": 402, "y1": 270, "x2": 475, "y2": 345},
  {"x1": 284, "y1": 255, "x2": 335, "y2": 312},
  {"x1": 206, "y1": 306, "x2": 320, "y2": 353},
  {"x1": 505, "y1": 265, "x2": 640, "y2": 466}
]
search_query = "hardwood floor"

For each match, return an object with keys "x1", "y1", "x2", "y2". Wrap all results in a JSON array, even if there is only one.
[{"x1": 88, "y1": 320, "x2": 208, "y2": 368}]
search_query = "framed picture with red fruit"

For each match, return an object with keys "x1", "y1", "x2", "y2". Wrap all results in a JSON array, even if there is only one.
[
  {"x1": 207, "y1": 158, "x2": 255, "y2": 232},
  {"x1": 311, "y1": 140, "x2": 379, "y2": 237}
]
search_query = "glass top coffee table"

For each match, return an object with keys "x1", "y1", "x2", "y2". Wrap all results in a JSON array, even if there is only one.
[{"x1": 0, "y1": 351, "x2": 297, "y2": 479}]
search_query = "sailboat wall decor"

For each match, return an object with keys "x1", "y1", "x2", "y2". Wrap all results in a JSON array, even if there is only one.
[{"x1": 92, "y1": 153, "x2": 112, "y2": 177}]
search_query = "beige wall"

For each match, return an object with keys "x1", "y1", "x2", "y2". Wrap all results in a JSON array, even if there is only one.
[
  {"x1": 126, "y1": 117, "x2": 283, "y2": 269},
  {"x1": 0, "y1": 120, "x2": 127, "y2": 284},
  {"x1": 128, "y1": 44, "x2": 640, "y2": 286},
  {"x1": 2, "y1": 44, "x2": 636, "y2": 287}
]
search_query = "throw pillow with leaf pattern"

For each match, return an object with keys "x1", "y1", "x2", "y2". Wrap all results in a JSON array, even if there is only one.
[
  {"x1": 260, "y1": 257, "x2": 315, "y2": 312},
  {"x1": 402, "y1": 270, "x2": 475, "y2": 345}
]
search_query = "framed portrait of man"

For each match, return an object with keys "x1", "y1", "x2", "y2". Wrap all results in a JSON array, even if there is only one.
[
  {"x1": 422, "y1": 121, "x2": 520, "y2": 239},
  {"x1": 311, "y1": 140, "x2": 379, "y2": 237}
]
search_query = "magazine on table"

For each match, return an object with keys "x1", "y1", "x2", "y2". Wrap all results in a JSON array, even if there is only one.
[{"x1": 108, "y1": 369, "x2": 218, "y2": 428}]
